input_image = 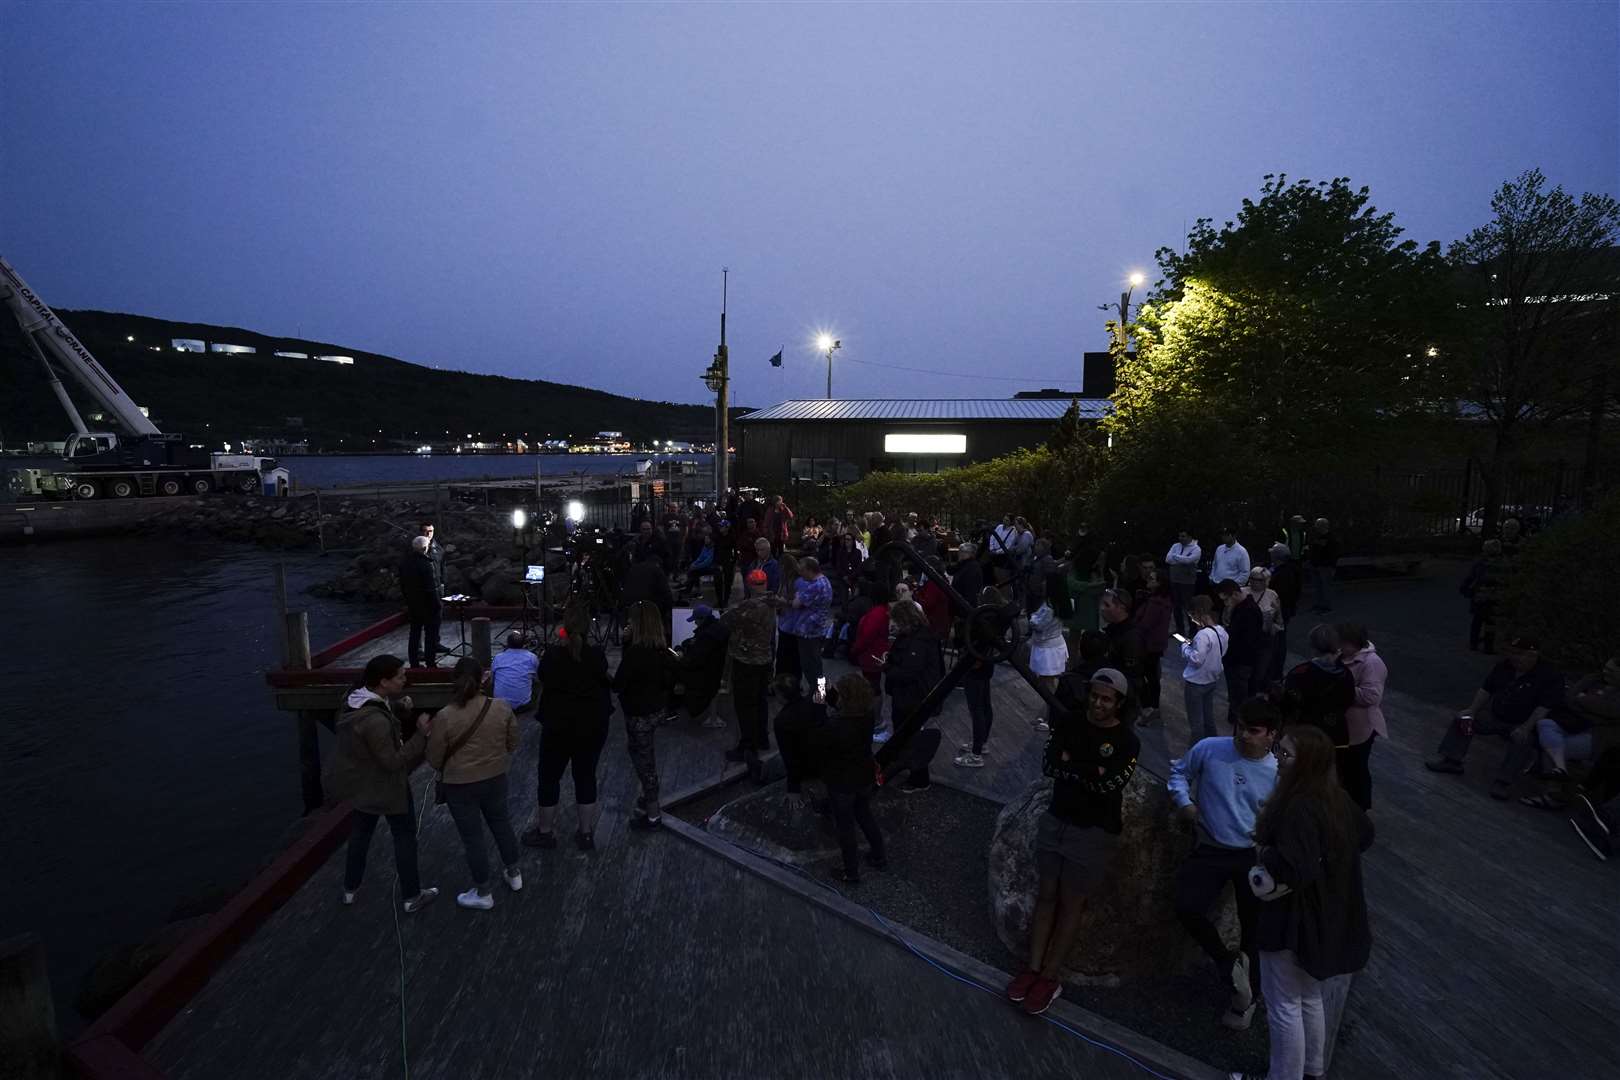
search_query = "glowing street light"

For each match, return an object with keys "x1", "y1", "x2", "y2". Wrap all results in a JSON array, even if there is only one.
[
  {"x1": 1103, "y1": 272, "x2": 1148, "y2": 348},
  {"x1": 817, "y1": 334, "x2": 842, "y2": 399},
  {"x1": 565, "y1": 499, "x2": 586, "y2": 523},
  {"x1": 1128, "y1": 272, "x2": 1146, "y2": 288}
]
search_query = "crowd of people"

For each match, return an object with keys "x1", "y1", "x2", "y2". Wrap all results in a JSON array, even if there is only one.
[{"x1": 336, "y1": 499, "x2": 1615, "y2": 1080}]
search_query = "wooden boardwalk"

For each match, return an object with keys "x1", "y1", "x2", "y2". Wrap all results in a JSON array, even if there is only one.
[
  {"x1": 157, "y1": 586, "x2": 1616, "y2": 1079},
  {"x1": 149, "y1": 655, "x2": 1150, "y2": 1080}
]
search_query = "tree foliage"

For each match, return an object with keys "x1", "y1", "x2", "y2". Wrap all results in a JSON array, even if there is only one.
[
  {"x1": 1096, "y1": 175, "x2": 1449, "y2": 547},
  {"x1": 1435, "y1": 170, "x2": 1620, "y2": 529},
  {"x1": 1501, "y1": 491, "x2": 1620, "y2": 672}
]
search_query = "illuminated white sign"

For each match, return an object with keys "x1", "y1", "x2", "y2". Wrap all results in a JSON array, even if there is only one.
[{"x1": 884, "y1": 433, "x2": 966, "y2": 454}]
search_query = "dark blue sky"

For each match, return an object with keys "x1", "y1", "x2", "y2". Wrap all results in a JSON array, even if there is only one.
[{"x1": 3, "y1": 2, "x2": 1614, "y2": 408}]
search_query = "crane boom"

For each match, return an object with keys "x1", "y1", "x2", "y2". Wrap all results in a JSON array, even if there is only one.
[{"x1": 0, "y1": 255, "x2": 161, "y2": 437}]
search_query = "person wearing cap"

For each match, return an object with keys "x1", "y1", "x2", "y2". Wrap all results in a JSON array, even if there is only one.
[
  {"x1": 1426, "y1": 636, "x2": 1566, "y2": 799},
  {"x1": 1209, "y1": 528, "x2": 1251, "y2": 593},
  {"x1": 678, "y1": 603, "x2": 729, "y2": 728},
  {"x1": 720, "y1": 572, "x2": 778, "y2": 765},
  {"x1": 1005, "y1": 667, "x2": 1140, "y2": 1018},
  {"x1": 1168, "y1": 696, "x2": 1281, "y2": 1030}
]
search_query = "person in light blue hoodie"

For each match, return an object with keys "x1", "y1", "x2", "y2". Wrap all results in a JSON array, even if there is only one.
[{"x1": 1168, "y1": 697, "x2": 1281, "y2": 1031}]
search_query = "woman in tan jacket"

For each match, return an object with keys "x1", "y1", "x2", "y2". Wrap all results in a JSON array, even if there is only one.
[{"x1": 428, "y1": 657, "x2": 522, "y2": 910}]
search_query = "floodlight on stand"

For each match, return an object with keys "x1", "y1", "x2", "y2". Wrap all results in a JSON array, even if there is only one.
[
  {"x1": 512, "y1": 508, "x2": 527, "y2": 529},
  {"x1": 565, "y1": 499, "x2": 586, "y2": 523}
]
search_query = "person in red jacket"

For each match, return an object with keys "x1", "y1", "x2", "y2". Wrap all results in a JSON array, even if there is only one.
[
  {"x1": 850, "y1": 584, "x2": 891, "y2": 733},
  {"x1": 918, "y1": 562, "x2": 953, "y2": 640},
  {"x1": 763, "y1": 494, "x2": 795, "y2": 556}
]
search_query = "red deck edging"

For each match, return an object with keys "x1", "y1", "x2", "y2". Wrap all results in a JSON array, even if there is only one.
[
  {"x1": 65, "y1": 801, "x2": 358, "y2": 1078},
  {"x1": 307, "y1": 610, "x2": 407, "y2": 669}
]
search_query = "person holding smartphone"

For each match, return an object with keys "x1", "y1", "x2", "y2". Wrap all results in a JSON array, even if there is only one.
[{"x1": 1180, "y1": 596, "x2": 1229, "y2": 741}]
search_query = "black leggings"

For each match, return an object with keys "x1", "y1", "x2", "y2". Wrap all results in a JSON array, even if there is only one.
[
  {"x1": 1142, "y1": 651, "x2": 1163, "y2": 709},
  {"x1": 536, "y1": 721, "x2": 609, "y2": 806}
]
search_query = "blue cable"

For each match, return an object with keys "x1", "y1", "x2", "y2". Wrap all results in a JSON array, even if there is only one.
[{"x1": 710, "y1": 825, "x2": 1182, "y2": 1080}]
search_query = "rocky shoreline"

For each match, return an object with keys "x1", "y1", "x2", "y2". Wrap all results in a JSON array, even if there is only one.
[{"x1": 132, "y1": 495, "x2": 533, "y2": 605}]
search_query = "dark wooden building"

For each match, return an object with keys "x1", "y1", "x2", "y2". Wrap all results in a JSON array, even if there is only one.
[{"x1": 734, "y1": 396, "x2": 1109, "y2": 494}]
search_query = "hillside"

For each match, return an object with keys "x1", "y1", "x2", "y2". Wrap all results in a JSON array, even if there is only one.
[{"x1": 0, "y1": 308, "x2": 718, "y2": 449}]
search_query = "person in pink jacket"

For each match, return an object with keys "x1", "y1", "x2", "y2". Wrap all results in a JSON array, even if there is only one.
[{"x1": 1337, "y1": 623, "x2": 1387, "y2": 810}]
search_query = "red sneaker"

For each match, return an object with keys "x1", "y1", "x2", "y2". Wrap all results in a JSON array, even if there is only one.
[
  {"x1": 1005, "y1": 969, "x2": 1040, "y2": 1002},
  {"x1": 1022, "y1": 976, "x2": 1062, "y2": 1016}
]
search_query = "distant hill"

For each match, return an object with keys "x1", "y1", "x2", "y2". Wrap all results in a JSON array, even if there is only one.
[{"x1": 0, "y1": 308, "x2": 720, "y2": 449}]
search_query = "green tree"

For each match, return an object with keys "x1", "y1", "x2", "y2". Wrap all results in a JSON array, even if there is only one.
[
  {"x1": 1438, "y1": 170, "x2": 1620, "y2": 534},
  {"x1": 1099, "y1": 175, "x2": 1448, "y2": 547}
]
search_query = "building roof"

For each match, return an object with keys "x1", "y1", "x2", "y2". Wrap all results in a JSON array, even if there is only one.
[{"x1": 736, "y1": 398, "x2": 1110, "y2": 423}]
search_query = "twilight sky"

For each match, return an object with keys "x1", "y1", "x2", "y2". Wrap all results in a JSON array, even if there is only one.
[{"x1": 3, "y1": 1, "x2": 1615, "y2": 409}]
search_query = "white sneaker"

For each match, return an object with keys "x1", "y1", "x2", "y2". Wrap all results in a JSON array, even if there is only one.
[
  {"x1": 342, "y1": 889, "x2": 357, "y2": 906},
  {"x1": 1034, "y1": 719, "x2": 1051, "y2": 733},
  {"x1": 871, "y1": 728, "x2": 892, "y2": 744},
  {"x1": 504, "y1": 867, "x2": 523, "y2": 892},
  {"x1": 954, "y1": 751, "x2": 985, "y2": 768},
  {"x1": 402, "y1": 886, "x2": 440, "y2": 913},
  {"x1": 457, "y1": 889, "x2": 494, "y2": 910}
]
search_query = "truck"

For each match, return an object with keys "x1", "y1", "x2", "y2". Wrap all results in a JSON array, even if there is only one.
[{"x1": 2, "y1": 255, "x2": 280, "y2": 500}]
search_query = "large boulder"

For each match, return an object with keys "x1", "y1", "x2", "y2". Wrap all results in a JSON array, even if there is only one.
[{"x1": 988, "y1": 774, "x2": 1239, "y2": 986}]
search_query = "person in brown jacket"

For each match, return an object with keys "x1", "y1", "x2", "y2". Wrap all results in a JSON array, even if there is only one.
[
  {"x1": 331, "y1": 654, "x2": 439, "y2": 912},
  {"x1": 428, "y1": 657, "x2": 522, "y2": 910}
]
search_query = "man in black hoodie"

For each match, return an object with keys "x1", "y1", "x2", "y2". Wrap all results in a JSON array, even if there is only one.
[
  {"x1": 1099, "y1": 587, "x2": 1147, "y2": 702},
  {"x1": 1219, "y1": 581, "x2": 1264, "y2": 728},
  {"x1": 399, "y1": 535, "x2": 442, "y2": 668}
]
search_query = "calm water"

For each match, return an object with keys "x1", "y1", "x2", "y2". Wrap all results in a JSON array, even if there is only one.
[
  {"x1": 1, "y1": 537, "x2": 386, "y2": 1027},
  {"x1": 280, "y1": 452, "x2": 712, "y2": 489}
]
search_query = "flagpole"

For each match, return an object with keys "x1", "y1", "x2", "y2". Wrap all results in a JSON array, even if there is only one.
[{"x1": 716, "y1": 269, "x2": 729, "y2": 506}]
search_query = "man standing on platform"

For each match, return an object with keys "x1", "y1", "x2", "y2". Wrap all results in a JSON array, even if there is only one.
[{"x1": 399, "y1": 535, "x2": 442, "y2": 668}]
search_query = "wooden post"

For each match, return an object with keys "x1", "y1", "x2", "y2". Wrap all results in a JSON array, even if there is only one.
[
  {"x1": 471, "y1": 617, "x2": 492, "y2": 669},
  {"x1": 272, "y1": 563, "x2": 289, "y2": 667},
  {"x1": 285, "y1": 611, "x2": 312, "y2": 670},
  {"x1": 0, "y1": 932, "x2": 58, "y2": 1080},
  {"x1": 284, "y1": 611, "x2": 323, "y2": 813}
]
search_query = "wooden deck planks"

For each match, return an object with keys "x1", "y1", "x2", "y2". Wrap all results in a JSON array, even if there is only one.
[{"x1": 167, "y1": 629, "x2": 1617, "y2": 1080}]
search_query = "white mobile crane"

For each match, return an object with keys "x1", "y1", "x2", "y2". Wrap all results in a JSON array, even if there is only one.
[{"x1": 2, "y1": 255, "x2": 278, "y2": 499}]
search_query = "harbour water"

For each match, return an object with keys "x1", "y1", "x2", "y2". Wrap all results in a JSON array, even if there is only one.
[
  {"x1": 281, "y1": 452, "x2": 713, "y2": 489},
  {"x1": 2, "y1": 536, "x2": 386, "y2": 1028}
]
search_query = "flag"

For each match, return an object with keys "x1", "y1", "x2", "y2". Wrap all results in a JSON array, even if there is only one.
[{"x1": 768, "y1": 348, "x2": 783, "y2": 368}]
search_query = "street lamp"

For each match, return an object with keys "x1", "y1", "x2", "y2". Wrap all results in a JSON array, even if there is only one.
[
  {"x1": 817, "y1": 334, "x2": 842, "y2": 399},
  {"x1": 1102, "y1": 273, "x2": 1147, "y2": 348}
]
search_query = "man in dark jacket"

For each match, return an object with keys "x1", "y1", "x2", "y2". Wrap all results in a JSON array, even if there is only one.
[
  {"x1": 1099, "y1": 587, "x2": 1147, "y2": 703},
  {"x1": 620, "y1": 546, "x2": 674, "y2": 642},
  {"x1": 678, "y1": 605, "x2": 730, "y2": 724},
  {"x1": 1304, "y1": 517, "x2": 1340, "y2": 614},
  {"x1": 772, "y1": 675, "x2": 827, "y2": 793},
  {"x1": 1266, "y1": 544, "x2": 1303, "y2": 681},
  {"x1": 399, "y1": 535, "x2": 443, "y2": 668},
  {"x1": 1218, "y1": 581, "x2": 1264, "y2": 728},
  {"x1": 811, "y1": 673, "x2": 887, "y2": 882}
]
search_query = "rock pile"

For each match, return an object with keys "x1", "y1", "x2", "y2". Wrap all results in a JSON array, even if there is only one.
[
  {"x1": 987, "y1": 774, "x2": 1239, "y2": 986},
  {"x1": 133, "y1": 495, "x2": 533, "y2": 605}
]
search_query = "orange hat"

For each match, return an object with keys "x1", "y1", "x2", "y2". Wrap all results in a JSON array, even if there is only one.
[{"x1": 747, "y1": 569, "x2": 768, "y2": 586}]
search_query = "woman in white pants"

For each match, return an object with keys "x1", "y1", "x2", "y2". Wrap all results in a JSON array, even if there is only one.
[{"x1": 1230, "y1": 724, "x2": 1374, "y2": 1080}]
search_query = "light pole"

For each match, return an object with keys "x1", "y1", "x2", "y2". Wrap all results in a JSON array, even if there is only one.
[
  {"x1": 1113, "y1": 272, "x2": 1146, "y2": 348},
  {"x1": 818, "y1": 334, "x2": 841, "y2": 399},
  {"x1": 702, "y1": 269, "x2": 730, "y2": 505}
]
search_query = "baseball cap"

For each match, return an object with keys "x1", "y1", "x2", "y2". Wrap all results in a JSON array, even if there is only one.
[
  {"x1": 1090, "y1": 668, "x2": 1129, "y2": 697},
  {"x1": 688, "y1": 604, "x2": 715, "y2": 622},
  {"x1": 746, "y1": 569, "x2": 768, "y2": 586}
]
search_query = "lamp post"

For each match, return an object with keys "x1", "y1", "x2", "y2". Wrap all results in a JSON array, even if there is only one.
[
  {"x1": 817, "y1": 334, "x2": 842, "y2": 399},
  {"x1": 1114, "y1": 272, "x2": 1146, "y2": 348},
  {"x1": 702, "y1": 269, "x2": 730, "y2": 506}
]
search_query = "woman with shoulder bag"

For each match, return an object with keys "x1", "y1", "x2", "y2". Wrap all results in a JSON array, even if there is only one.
[
  {"x1": 428, "y1": 657, "x2": 522, "y2": 910},
  {"x1": 1181, "y1": 595, "x2": 1228, "y2": 741},
  {"x1": 1232, "y1": 724, "x2": 1374, "y2": 1080},
  {"x1": 523, "y1": 602, "x2": 613, "y2": 852}
]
